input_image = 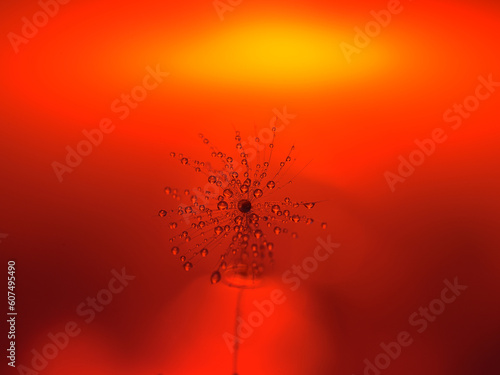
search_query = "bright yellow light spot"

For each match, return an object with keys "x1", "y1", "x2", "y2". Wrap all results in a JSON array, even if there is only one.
[{"x1": 172, "y1": 21, "x2": 392, "y2": 91}]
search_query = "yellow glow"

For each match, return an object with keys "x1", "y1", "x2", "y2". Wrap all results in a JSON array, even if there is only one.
[{"x1": 171, "y1": 21, "x2": 394, "y2": 90}]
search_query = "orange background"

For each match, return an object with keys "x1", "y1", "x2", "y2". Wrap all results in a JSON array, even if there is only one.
[{"x1": 1, "y1": 0, "x2": 499, "y2": 374}]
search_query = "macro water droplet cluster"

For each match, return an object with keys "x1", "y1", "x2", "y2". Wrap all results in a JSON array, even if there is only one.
[{"x1": 160, "y1": 129, "x2": 327, "y2": 286}]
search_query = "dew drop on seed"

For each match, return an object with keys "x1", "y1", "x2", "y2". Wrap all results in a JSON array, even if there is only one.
[
  {"x1": 253, "y1": 189, "x2": 263, "y2": 198},
  {"x1": 217, "y1": 201, "x2": 229, "y2": 210},
  {"x1": 211, "y1": 271, "x2": 221, "y2": 284},
  {"x1": 266, "y1": 181, "x2": 276, "y2": 189}
]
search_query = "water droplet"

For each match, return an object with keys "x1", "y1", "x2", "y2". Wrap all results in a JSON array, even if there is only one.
[
  {"x1": 227, "y1": 157, "x2": 233, "y2": 163},
  {"x1": 271, "y1": 205, "x2": 280, "y2": 214},
  {"x1": 274, "y1": 226, "x2": 281, "y2": 234},
  {"x1": 240, "y1": 185, "x2": 249, "y2": 193},
  {"x1": 266, "y1": 181, "x2": 276, "y2": 189},
  {"x1": 253, "y1": 189, "x2": 263, "y2": 198},
  {"x1": 183, "y1": 262, "x2": 193, "y2": 271},
  {"x1": 223, "y1": 188, "x2": 233, "y2": 198},
  {"x1": 254, "y1": 229, "x2": 263, "y2": 238},
  {"x1": 170, "y1": 152, "x2": 176, "y2": 157},
  {"x1": 201, "y1": 248, "x2": 208, "y2": 257},
  {"x1": 208, "y1": 175, "x2": 217, "y2": 184},
  {"x1": 304, "y1": 202, "x2": 315, "y2": 209},
  {"x1": 280, "y1": 162, "x2": 285, "y2": 167},
  {"x1": 158, "y1": 210, "x2": 167, "y2": 217},
  {"x1": 181, "y1": 158, "x2": 188, "y2": 165},
  {"x1": 306, "y1": 218, "x2": 314, "y2": 225},
  {"x1": 292, "y1": 232, "x2": 298, "y2": 238},
  {"x1": 169, "y1": 222, "x2": 178, "y2": 229},
  {"x1": 249, "y1": 213, "x2": 260, "y2": 222},
  {"x1": 286, "y1": 156, "x2": 291, "y2": 162},
  {"x1": 171, "y1": 246, "x2": 179, "y2": 255},
  {"x1": 291, "y1": 215, "x2": 300, "y2": 223},
  {"x1": 211, "y1": 271, "x2": 221, "y2": 284},
  {"x1": 214, "y1": 226, "x2": 223, "y2": 235},
  {"x1": 164, "y1": 187, "x2": 171, "y2": 195},
  {"x1": 217, "y1": 201, "x2": 228, "y2": 210},
  {"x1": 321, "y1": 222, "x2": 327, "y2": 229},
  {"x1": 180, "y1": 255, "x2": 186, "y2": 262}
]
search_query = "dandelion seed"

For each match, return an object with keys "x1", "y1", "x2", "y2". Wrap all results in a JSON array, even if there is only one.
[{"x1": 162, "y1": 129, "x2": 327, "y2": 286}]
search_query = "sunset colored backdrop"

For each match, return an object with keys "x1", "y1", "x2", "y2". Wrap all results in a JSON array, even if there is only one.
[{"x1": 1, "y1": 0, "x2": 499, "y2": 374}]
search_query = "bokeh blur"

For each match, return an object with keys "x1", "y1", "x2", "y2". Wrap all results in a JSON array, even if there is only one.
[{"x1": 1, "y1": 0, "x2": 499, "y2": 374}]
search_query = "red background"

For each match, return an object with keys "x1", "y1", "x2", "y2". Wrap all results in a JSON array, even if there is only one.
[{"x1": 1, "y1": 0, "x2": 499, "y2": 374}]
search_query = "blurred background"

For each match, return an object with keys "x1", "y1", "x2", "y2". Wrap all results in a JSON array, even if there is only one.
[{"x1": 1, "y1": 0, "x2": 499, "y2": 374}]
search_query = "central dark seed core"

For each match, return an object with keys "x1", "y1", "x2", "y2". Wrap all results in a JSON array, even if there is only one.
[{"x1": 238, "y1": 199, "x2": 252, "y2": 213}]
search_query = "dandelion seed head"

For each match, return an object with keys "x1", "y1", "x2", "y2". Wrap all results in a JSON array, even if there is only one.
[{"x1": 160, "y1": 128, "x2": 326, "y2": 287}]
